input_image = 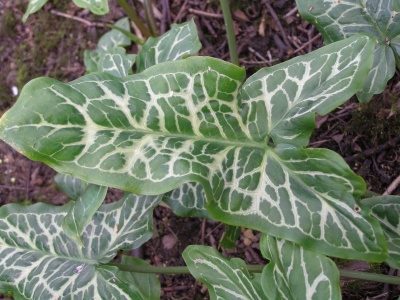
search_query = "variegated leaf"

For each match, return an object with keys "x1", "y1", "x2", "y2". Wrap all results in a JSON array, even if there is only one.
[
  {"x1": 98, "y1": 47, "x2": 136, "y2": 77},
  {"x1": 0, "y1": 194, "x2": 161, "y2": 299},
  {"x1": 84, "y1": 49, "x2": 101, "y2": 74},
  {"x1": 183, "y1": 245, "x2": 266, "y2": 300},
  {"x1": 136, "y1": 19, "x2": 201, "y2": 72},
  {"x1": 162, "y1": 182, "x2": 214, "y2": 220},
  {"x1": 363, "y1": 196, "x2": 400, "y2": 269},
  {"x1": 118, "y1": 256, "x2": 161, "y2": 300},
  {"x1": 0, "y1": 35, "x2": 387, "y2": 260},
  {"x1": 62, "y1": 184, "x2": 107, "y2": 247},
  {"x1": 72, "y1": 0, "x2": 109, "y2": 15},
  {"x1": 138, "y1": 20, "x2": 205, "y2": 219},
  {"x1": 22, "y1": 0, "x2": 48, "y2": 22},
  {"x1": 98, "y1": 18, "x2": 131, "y2": 51},
  {"x1": 260, "y1": 234, "x2": 341, "y2": 300},
  {"x1": 296, "y1": 0, "x2": 400, "y2": 102},
  {"x1": 84, "y1": 18, "x2": 132, "y2": 74}
]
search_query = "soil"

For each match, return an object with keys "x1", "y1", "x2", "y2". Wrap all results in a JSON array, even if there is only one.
[{"x1": 1, "y1": 0, "x2": 400, "y2": 299}]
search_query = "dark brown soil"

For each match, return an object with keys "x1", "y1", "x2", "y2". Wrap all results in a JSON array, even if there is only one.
[{"x1": 1, "y1": 0, "x2": 400, "y2": 299}]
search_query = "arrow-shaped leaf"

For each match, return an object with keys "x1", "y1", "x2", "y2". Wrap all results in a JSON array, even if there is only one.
[
  {"x1": 136, "y1": 19, "x2": 201, "y2": 72},
  {"x1": 183, "y1": 245, "x2": 266, "y2": 300},
  {"x1": 296, "y1": 0, "x2": 400, "y2": 102},
  {"x1": 363, "y1": 196, "x2": 400, "y2": 269},
  {"x1": 0, "y1": 194, "x2": 161, "y2": 299},
  {"x1": 0, "y1": 34, "x2": 387, "y2": 260},
  {"x1": 84, "y1": 18, "x2": 132, "y2": 74},
  {"x1": 260, "y1": 234, "x2": 341, "y2": 300}
]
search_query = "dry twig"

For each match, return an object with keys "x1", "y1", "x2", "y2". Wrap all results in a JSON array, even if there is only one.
[{"x1": 50, "y1": 10, "x2": 106, "y2": 27}]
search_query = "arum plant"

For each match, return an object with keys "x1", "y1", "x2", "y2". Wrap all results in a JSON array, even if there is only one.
[
  {"x1": 296, "y1": 0, "x2": 400, "y2": 102},
  {"x1": 3, "y1": 3, "x2": 400, "y2": 299}
]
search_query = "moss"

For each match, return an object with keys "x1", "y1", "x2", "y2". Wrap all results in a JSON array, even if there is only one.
[{"x1": 350, "y1": 94, "x2": 400, "y2": 145}]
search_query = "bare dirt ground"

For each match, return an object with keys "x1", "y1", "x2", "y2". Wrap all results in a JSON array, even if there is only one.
[{"x1": 1, "y1": 0, "x2": 400, "y2": 299}]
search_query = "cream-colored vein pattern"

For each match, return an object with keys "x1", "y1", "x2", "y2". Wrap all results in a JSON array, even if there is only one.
[
  {"x1": 262, "y1": 235, "x2": 341, "y2": 300},
  {"x1": 0, "y1": 36, "x2": 386, "y2": 260},
  {"x1": 162, "y1": 181, "x2": 214, "y2": 219},
  {"x1": 136, "y1": 20, "x2": 202, "y2": 72},
  {"x1": 99, "y1": 48, "x2": 136, "y2": 77},
  {"x1": 183, "y1": 245, "x2": 265, "y2": 300},
  {"x1": 364, "y1": 196, "x2": 400, "y2": 269},
  {"x1": 297, "y1": 0, "x2": 400, "y2": 101},
  {"x1": 0, "y1": 194, "x2": 161, "y2": 299}
]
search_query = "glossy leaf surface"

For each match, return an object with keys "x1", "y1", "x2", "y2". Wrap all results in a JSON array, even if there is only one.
[
  {"x1": 0, "y1": 194, "x2": 161, "y2": 299},
  {"x1": 260, "y1": 235, "x2": 341, "y2": 300},
  {"x1": 183, "y1": 245, "x2": 266, "y2": 300},
  {"x1": 363, "y1": 196, "x2": 400, "y2": 268},
  {"x1": 296, "y1": 0, "x2": 400, "y2": 102},
  {"x1": 0, "y1": 35, "x2": 387, "y2": 260}
]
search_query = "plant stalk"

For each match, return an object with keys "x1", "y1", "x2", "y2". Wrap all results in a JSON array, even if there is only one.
[
  {"x1": 143, "y1": 0, "x2": 158, "y2": 36},
  {"x1": 107, "y1": 262, "x2": 400, "y2": 285},
  {"x1": 107, "y1": 25, "x2": 145, "y2": 45},
  {"x1": 116, "y1": 0, "x2": 151, "y2": 38},
  {"x1": 219, "y1": 0, "x2": 239, "y2": 66}
]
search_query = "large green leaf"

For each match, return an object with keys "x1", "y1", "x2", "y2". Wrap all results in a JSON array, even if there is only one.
[
  {"x1": 0, "y1": 35, "x2": 387, "y2": 260},
  {"x1": 296, "y1": 0, "x2": 400, "y2": 102},
  {"x1": 72, "y1": 0, "x2": 109, "y2": 15},
  {"x1": 183, "y1": 245, "x2": 266, "y2": 300},
  {"x1": 136, "y1": 19, "x2": 202, "y2": 72},
  {"x1": 260, "y1": 235, "x2": 341, "y2": 300},
  {"x1": 137, "y1": 19, "x2": 206, "y2": 219},
  {"x1": 22, "y1": 0, "x2": 48, "y2": 22},
  {"x1": 0, "y1": 194, "x2": 161, "y2": 299},
  {"x1": 363, "y1": 196, "x2": 400, "y2": 269}
]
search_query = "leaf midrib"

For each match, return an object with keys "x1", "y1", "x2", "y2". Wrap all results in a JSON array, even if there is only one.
[{"x1": 6, "y1": 123, "x2": 269, "y2": 151}]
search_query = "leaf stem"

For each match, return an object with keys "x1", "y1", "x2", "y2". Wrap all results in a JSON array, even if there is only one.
[
  {"x1": 219, "y1": 0, "x2": 239, "y2": 65},
  {"x1": 107, "y1": 262, "x2": 400, "y2": 285},
  {"x1": 107, "y1": 25, "x2": 145, "y2": 45},
  {"x1": 116, "y1": 0, "x2": 152, "y2": 38},
  {"x1": 339, "y1": 269, "x2": 400, "y2": 285},
  {"x1": 143, "y1": 0, "x2": 158, "y2": 37}
]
